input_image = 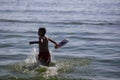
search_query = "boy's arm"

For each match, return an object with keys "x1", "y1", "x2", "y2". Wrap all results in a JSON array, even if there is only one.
[
  {"x1": 29, "y1": 41, "x2": 39, "y2": 44},
  {"x1": 48, "y1": 38, "x2": 59, "y2": 48}
]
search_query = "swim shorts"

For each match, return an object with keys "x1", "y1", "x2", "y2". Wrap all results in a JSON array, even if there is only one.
[{"x1": 38, "y1": 52, "x2": 51, "y2": 66}]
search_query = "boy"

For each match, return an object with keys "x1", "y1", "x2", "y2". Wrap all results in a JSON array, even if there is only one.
[{"x1": 29, "y1": 28, "x2": 59, "y2": 66}]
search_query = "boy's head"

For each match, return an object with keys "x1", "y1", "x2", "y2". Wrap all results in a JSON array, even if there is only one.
[{"x1": 38, "y1": 28, "x2": 46, "y2": 37}]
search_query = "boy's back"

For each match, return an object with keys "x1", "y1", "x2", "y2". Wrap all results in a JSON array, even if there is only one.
[{"x1": 39, "y1": 36, "x2": 49, "y2": 52}]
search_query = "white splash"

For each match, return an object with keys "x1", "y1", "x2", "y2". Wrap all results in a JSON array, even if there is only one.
[
  {"x1": 46, "y1": 66, "x2": 58, "y2": 77},
  {"x1": 25, "y1": 48, "x2": 38, "y2": 64},
  {"x1": 23, "y1": 48, "x2": 58, "y2": 77}
]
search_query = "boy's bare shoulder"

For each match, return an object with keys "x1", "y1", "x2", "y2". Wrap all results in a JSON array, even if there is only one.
[{"x1": 45, "y1": 36, "x2": 49, "y2": 40}]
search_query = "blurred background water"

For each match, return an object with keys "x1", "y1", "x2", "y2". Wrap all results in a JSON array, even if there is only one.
[{"x1": 0, "y1": 0, "x2": 120, "y2": 80}]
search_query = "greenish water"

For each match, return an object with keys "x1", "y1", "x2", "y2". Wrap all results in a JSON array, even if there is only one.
[{"x1": 1, "y1": 54, "x2": 92, "y2": 80}]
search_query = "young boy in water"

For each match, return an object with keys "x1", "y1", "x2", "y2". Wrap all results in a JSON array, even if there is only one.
[{"x1": 29, "y1": 28, "x2": 59, "y2": 66}]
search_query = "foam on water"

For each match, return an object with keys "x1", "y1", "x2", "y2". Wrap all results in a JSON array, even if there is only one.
[
  {"x1": 24, "y1": 48, "x2": 38, "y2": 64},
  {"x1": 6, "y1": 48, "x2": 94, "y2": 80},
  {"x1": 6, "y1": 48, "x2": 59, "y2": 80}
]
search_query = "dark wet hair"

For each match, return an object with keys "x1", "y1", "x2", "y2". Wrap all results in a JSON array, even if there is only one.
[{"x1": 38, "y1": 28, "x2": 46, "y2": 36}]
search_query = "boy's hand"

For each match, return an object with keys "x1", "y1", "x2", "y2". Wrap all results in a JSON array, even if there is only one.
[{"x1": 55, "y1": 44, "x2": 59, "y2": 49}]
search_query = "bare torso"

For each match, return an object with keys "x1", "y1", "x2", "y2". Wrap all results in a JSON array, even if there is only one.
[{"x1": 39, "y1": 36, "x2": 49, "y2": 52}]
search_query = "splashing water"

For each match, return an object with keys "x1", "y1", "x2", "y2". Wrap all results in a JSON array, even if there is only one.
[
  {"x1": 9, "y1": 48, "x2": 39, "y2": 73},
  {"x1": 8, "y1": 48, "x2": 59, "y2": 79},
  {"x1": 3, "y1": 48, "x2": 94, "y2": 80},
  {"x1": 25, "y1": 48, "x2": 38, "y2": 64}
]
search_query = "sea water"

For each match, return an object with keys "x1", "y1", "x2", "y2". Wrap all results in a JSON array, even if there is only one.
[{"x1": 0, "y1": 0, "x2": 120, "y2": 80}]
